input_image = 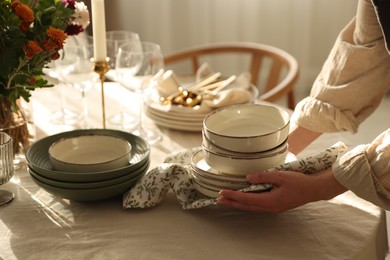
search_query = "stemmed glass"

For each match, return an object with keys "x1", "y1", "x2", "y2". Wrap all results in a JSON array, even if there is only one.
[
  {"x1": 106, "y1": 30, "x2": 141, "y2": 78},
  {"x1": 115, "y1": 42, "x2": 164, "y2": 144},
  {"x1": 48, "y1": 59, "x2": 80, "y2": 125},
  {"x1": 0, "y1": 132, "x2": 14, "y2": 206},
  {"x1": 105, "y1": 31, "x2": 142, "y2": 128},
  {"x1": 60, "y1": 36, "x2": 99, "y2": 128}
]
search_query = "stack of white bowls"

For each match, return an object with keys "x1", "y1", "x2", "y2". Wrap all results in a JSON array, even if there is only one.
[
  {"x1": 190, "y1": 103, "x2": 290, "y2": 198},
  {"x1": 26, "y1": 129, "x2": 150, "y2": 202}
]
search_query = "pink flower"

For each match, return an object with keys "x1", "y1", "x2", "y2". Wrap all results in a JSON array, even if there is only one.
[
  {"x1": 65, "y1": 23, "x2": 84, "y2": 35},
  {"x1": 61, "y1": 0, "x2": 76, "y2": 9}
]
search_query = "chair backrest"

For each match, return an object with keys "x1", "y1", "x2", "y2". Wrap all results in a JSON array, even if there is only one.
[{"x1": 164, "y1": 42, "x2": 299, "y2": 109}]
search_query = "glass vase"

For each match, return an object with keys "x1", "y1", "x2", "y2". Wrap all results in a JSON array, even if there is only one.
[{"x1": 0, "y1": 97, "x2": 35, "y2": 168}]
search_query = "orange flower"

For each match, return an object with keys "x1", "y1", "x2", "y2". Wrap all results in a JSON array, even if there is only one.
[
  {"x1": 41, "y1": 40, "x2": 57, "y2": 51},
  {"x1": 11, "y1": 1, "x2": 34, "y2": 23},
  {"x1": 23, "y1": 41, "x2": 44, "y2": 59},
  {"x1": 23, "y1": 45, "x2": 34, "y2": 59},
  {"x1": 27, "y1": 41, "x2": 43, "y2": 54},
  {"x1": 46, "y1": 27, "x2": 67, "y2": 48}
]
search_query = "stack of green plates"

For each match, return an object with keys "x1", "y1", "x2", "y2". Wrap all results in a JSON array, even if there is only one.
[{"x1": 26, "y1": 129, "x2": 150, "y2": 202}]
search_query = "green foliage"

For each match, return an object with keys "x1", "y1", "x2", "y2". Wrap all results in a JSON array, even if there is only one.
[{"x1": 0, "y1": 0, "x2": 89, "y2": 108}]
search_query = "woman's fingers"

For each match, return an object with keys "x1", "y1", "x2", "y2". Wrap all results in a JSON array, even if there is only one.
[
  {"x1": 246, "y1": 171, "x2": 290, "y2": 185},
  {"x1": 218, "y1": 189, "x2": 279, "y2": 211},
  {"x1": 217, "y1": 171, "x2": 316, "y2": 213},
  {"x1": 217, "y1": 196, "x2": 270, "y2": 212}
]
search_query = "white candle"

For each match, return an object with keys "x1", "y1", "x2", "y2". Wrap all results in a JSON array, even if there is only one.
[{"x1": 91, "y1": 0, "x2": 107, "y2": 61}]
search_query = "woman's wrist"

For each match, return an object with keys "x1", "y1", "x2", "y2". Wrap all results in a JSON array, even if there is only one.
[
  {"x1": 311, "y1": 168, "x2": 348, "y2": 201},
  {"x1": 288, "y1": 124, "x2": 322, "y2": 155}
]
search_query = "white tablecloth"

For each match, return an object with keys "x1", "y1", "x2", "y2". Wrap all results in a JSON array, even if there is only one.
[{"x1": 0, "y1": 83, "x2": 387, "y2": 259}]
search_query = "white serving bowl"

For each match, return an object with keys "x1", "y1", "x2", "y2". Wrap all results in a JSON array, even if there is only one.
[
  {"x1": 202, "y1": 131, "x2": 288, "y2": 158},
  {"x1": 202, "y1": 142, "x2": 288, "y2": 176},
  {"x1": 49, "y1": 134, "x2": 132, "y2": 173},
  {"x1": 203, "y1": 104, "x2": 290, "y2": 153},
  {"x1": 191, "y1": 150, "x2": 247, "y2": 181}
]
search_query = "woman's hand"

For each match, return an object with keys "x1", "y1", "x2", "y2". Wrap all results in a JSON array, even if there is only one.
[{"x1": 217, "y1": 168, "x2": 347, "y2": 213}]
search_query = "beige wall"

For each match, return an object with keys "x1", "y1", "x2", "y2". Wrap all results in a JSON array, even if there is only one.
[{"x1": 86, "y1": 0, "x2": 357, "y2": 100}]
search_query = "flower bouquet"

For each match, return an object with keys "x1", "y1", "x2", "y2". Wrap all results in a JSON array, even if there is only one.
[{"x1": 0, "y1": 0, "x2": 89, "y2": 157}]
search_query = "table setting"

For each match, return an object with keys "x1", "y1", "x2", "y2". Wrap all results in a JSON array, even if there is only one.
[
  {"x1": 0, "y1": 0, "x2": 388, "y2": 259},
  {"x1": 145, "y1": 68, "x2": 258, "y2": 132},
  {"x1": 2, "y1": 102, "x2": 388, "y2": 259}
]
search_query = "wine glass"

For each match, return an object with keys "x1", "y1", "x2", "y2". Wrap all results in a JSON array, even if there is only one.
[
  {"x1": 48, "y1": 59, "x2": 81, "y2": 125},
  {"x1": 106, "y1": 30, "x2": 141, "y2": 77},
  {"x1": 0, "y1": 132, "x2": 14, "y2": 206},
  {"x1": 105, "y1": 31, "x2": 142, "y2": 128},
  {"x1": 61, "y1": 36, "x2": 99, "y2": 128},
  {"x1": 116, "y1": 41, "x2": 164, "y2": 144}
]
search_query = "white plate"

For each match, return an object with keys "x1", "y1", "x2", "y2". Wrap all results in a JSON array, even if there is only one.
[
  {"x1": 146, "y1": 102, "x2": 208, "y2": 119},
  {"x1": 145, "y1": 109, "x2": 203, "y2": 127},
  {"x1": 145, "y1": 109, "x2": 203, "y2": 132},
  {"x1": 190, "y1": 170, "x2": 248, "y2": 190},
  {"x1": 191, "y1": 150, "x2": 297, "y2": 198},
  {"x1": 144, "y1": 84, "x2": 259, "y2": 131},
  {"x1": 191, "y1": 149, "x2": 297, "y2": 181},
  {"x1": 146, "y1": 106, "x2": 205, "y2": 122},
  {"x1": 193, "y1": 181, "x2": 220, "y2": 198}
]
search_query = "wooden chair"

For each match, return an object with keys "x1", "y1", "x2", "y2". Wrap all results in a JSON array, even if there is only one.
[{"x1": 163, "y1": 42, "x2": 299, "y2": 109}]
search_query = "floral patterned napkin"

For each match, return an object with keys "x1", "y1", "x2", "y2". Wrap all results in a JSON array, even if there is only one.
[{"x1": 123, "y1": 142, "x2": 347, "y2": 210}]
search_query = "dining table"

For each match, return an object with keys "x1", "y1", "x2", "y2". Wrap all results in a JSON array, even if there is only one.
[{"x1": 0, "y1": 80, "x2": 388, "y2": 260}]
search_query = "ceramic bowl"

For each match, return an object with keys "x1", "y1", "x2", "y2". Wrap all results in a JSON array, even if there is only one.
[
  {"x1": 203, "y1": 104, "x2": 290, "y2": 153},
  {"x1": 202, "y1": 142, "x2": 288, "y2": 175},
  {"x1": 202, "y1": 131, "x2": 288, "y2": 158},
  {"x1": 29, "y1": 168, "x2": 146, "y2": 202},
  {"x1": 26, "y1": 129, "x2": 150, "y2": 182},
  {"x1": 28, "y1": 160, "x2": 149, "y2": 189},
  {"x1": 49, "y1": 134, "x2": 132, "y2": 173},
  {"x1": 191, "y1": 150, "x2": 247, "y2": 182}
]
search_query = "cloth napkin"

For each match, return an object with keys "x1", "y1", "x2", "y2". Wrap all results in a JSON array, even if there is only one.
[
  {"x1": 123, "y1": 142, "x2": 347, "y2": 210},
  {"x1": 150, "y1": 65, "x2": 254, "y2": 114}
]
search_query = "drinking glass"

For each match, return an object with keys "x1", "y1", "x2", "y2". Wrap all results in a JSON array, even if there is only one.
[
  {"x1": 116, "y1": 42, "x2": 164, "y2": 144},
  {"x1": 106, "y1": 31, "x2": 141, "y2": 74},
  {"x1": 61, "y1": 36, "x2": 99, "y2": 128},
  {"x1": 106, "y1": 31, "x2": 142, "y2": 128},
  {"x1": 48, "y1": 59, "x2": 80, "y2": 125},
  {"x1": 0, "y1": 132, "x2": 15, "y2": 206}
]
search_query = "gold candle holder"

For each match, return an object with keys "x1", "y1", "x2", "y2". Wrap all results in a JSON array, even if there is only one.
[{"x1": 92, "y1": 58, "x2": 110, "y2": 129}]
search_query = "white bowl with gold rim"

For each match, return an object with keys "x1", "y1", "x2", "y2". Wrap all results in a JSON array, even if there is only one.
[
  {"x1": 202, "y1": 142, "x2": 288, "y2": 176},
  {"x1": 203, "y1": 103, "x2": 290, "y2": 153},
  {"x1": 49, "y1": 134, "x2": 132, "y2": 173}
]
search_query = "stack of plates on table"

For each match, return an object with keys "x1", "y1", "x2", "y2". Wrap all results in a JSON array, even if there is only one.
[
  {"x1": 144, "y1": 85, "x2": 259, "y2": 132},
  {"x1": 190, "y1": 149, "x2": 296, "y2": 198},
  {"x1": 25, "y1": 129, "x2": 150, "y2": 202},
  {"x1": 145, "y1": 105, "x2": 207, "y2": 132},
  {"x1": 190, "y1": 150, "x2": 252, "y2": 198}
]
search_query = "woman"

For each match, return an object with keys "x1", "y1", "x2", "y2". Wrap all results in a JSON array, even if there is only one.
[{"x1": 217, "y1": 0, "x2": 390, "y2": 213}]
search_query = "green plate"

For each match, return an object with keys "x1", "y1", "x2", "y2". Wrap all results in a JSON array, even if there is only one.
[
  {"x1": 28, "y1": 160, "x2": 149, "y2": 189},
  {"x1": 26, "y1": 129, "x2": 150, "y2": 182},
  {"x1": 30, "y1": 165, "x2": 147, "y2": 202}
]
